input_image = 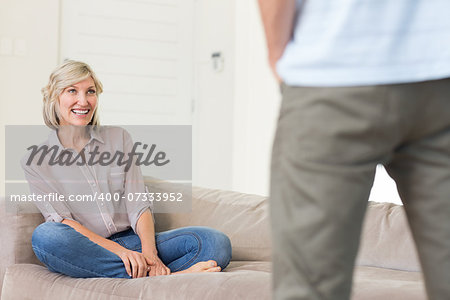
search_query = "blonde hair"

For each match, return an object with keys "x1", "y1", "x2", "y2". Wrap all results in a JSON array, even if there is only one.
[{"x1": 42, "y1": 60, "x2": 103, "y2": 129}]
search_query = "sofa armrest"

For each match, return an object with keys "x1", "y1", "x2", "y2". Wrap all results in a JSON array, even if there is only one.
[
  {"x1": 0, "y1": 197, "x2": 16, "y2": 297},
  {"x1": 0, "y1": 197, "x2": 44, "y2": 296},
  {"x1": 145, "y1": 178, "x2": 272, "y2": 261},
  {"x1": 356, "y1": 201, "x2": 421, "y2": 272}
]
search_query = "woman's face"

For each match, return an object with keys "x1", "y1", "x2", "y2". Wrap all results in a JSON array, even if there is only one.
[{"x1": 58, "y1": 77, "x2": 97, "y2": 126}]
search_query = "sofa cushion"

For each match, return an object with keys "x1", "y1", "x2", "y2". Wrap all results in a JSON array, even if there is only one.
[
  {"x1": 2, "y1": 263, "x2": 426, "y2": 300},
  {"x1": 356, "y1": 202, "x2": 421, "y2": 272},
  {"x1": 1, "y1": 262, "x2": 271, "y2": 300},
  {"x1": 352, "y1": 266, "x2": 426, "y2": 300}
]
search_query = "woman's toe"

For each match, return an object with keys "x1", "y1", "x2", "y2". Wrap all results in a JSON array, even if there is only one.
[{"x1": 207, "y1": 260, "x2": 217, "y2": 268}]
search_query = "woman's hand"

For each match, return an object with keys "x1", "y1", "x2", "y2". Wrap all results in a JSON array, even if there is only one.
[
  {"x1": 143, "y1": 251, "x2": 171, "y2": 276},
  {"x1": 135, "y1": 210, "x2": 170, "y2": 276},
  {"x1": 117, "y1": 248, "x2": 154, "y2": 278}
]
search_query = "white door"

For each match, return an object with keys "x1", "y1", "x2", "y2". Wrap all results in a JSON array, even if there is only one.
[{"x1": 60, "y1": 0, "x2": 194, "y2": 125}]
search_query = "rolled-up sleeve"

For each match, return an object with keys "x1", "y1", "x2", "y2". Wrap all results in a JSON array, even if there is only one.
[
  {"x1": 21, "y1": 157, "x2": 74, "y2": 223},
  {"x1": 122, "y1": 130, "x2": 154, "y2": 234}
]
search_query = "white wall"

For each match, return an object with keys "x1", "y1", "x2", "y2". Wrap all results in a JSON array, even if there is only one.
[
  {"x1": 60, "y1": 0, "x2": 195, "y2": 126},
  {"x1": 231, "y1": 0, "x2": 402, "y2": 205},
  {"x1": 232, "y1": 0, "x2": 281, "y2": 196},
  {"x1": 192, "y1": 0, "x2": 236, "y2": 191},
  {"x1": 193, "y1": 0, "x2": 281, "y2": 197},
  {"x1": 0, "y1": 0, "x2": 402, "y2": 205},
  {"x1": 0, "y1": 0, "x2": 60, "y2": 196},
  {"x1": 369, "y1": 166, "x2": 402, "y2": 204}
]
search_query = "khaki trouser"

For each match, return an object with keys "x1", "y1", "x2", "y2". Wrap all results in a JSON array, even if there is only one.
[{"x1": 270, "y1": 78, "x2": 450, "y2": 300}]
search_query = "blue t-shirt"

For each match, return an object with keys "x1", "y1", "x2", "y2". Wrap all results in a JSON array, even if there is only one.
[{"x1": 277, "y1": 0, "x2": 450, "y2": 86}]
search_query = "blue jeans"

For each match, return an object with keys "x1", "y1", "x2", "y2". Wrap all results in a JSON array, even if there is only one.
[{"x1": 31, "y1": 222, "x2": 232, "y2": 278}]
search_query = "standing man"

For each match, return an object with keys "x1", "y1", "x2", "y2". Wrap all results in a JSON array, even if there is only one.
[{"x1": 258, "y1": 0, "x2": 450, "y2": 299}]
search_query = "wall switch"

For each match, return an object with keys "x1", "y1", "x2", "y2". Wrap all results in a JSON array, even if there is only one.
[
  {"x1": 0, "y1": 37, "x2": 13, "y2": 55},
  {"x1": 211, "y1": 52, "x2": 224, "y2": 72},
  {"x1": 14, "y1": 39, "x2": 27, "y2": 56}
]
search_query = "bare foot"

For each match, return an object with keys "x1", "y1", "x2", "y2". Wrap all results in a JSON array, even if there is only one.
[{"x1": 173, "y1": 260, "x2": 221, "y2": 274}]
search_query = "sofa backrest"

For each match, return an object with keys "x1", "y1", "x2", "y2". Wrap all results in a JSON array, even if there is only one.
[
  {"x1": 148, "y1": 179, "x2": 272, "y2": 262},
  {"x1": 147, "y1": 179, "x2": 423, "y2": 271}
]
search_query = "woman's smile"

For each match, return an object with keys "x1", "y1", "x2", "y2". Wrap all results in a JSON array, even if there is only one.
[{"x1": 71, "y1": 108, "x2": 90, "y2": 116}]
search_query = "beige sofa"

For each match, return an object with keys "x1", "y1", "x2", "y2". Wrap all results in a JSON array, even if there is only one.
[{"x1": 1, "y1": 178, "x2": 427, "y2": 299}]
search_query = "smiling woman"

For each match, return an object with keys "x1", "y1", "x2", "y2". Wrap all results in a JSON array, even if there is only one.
[
  {"x1": 42, "y1": 61, "x2": 103, "y2": 129},
  {"x1": 21, "y1": 60, "x2": 232, "y2": 280}
]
